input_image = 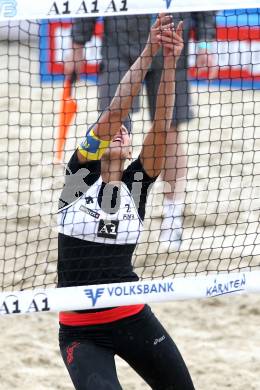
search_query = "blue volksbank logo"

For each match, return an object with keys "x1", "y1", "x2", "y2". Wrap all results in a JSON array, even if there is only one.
[
  {"x1": 0, "y1": 0, "x2": 17, "y2": 17},
  {"x1": 84, "y1": 282, "x2": 174, "y2": 307},
  {"x1": 84, "y1": 288, "x2": 105, "y2": 306}
]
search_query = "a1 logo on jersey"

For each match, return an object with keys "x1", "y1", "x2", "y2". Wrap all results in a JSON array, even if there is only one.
[{"x1": 97, "y1": 219, "x2": 119, "y2": 239}]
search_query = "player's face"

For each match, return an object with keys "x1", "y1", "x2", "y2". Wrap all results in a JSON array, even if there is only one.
[{"x1": 104, "y1": 125, "x2": 132, "y2": 161}]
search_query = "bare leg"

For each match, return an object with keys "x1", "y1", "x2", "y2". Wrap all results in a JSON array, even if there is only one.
[
  {"x1": 158, "y1": 124, "x2": 187, "y2": 252},
  {"x1": 160, "y1": 125, "x2": 186, "y2": 201}
]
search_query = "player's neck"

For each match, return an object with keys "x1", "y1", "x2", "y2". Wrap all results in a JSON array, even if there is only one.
[{"x1": 101, "y1": 158, "x2": 124, "y2": 183}]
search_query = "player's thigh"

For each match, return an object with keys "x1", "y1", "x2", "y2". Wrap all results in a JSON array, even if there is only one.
[
  {"x1": 146, "y1": 67, "x2": 194, "y2": 126},
  {"x1": 60, "y1": 340, "x2": 122, "y2": 390},
  {"x1": 115, "y1": 307, "x2": 195, "y2": 390}
]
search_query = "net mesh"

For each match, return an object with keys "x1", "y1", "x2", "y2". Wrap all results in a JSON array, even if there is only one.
[{"x1": 1, "y1": 10, "x2": 260, "y2": 292}]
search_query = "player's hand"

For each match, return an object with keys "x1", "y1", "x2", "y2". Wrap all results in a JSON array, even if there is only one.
[
  {"x1": 64, "y1": 43, "x2": 85, "y2": 78},
  {"x1": 157, "y1": 21, "x2": 184, "y2": 59},
  {"x1": 147, "y1": 13, "x2": 173, "y2": 56}
]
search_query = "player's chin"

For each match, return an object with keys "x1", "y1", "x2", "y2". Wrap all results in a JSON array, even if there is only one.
[{"x1": 108, "y1": 146, "x2": 129, "y2": 161}]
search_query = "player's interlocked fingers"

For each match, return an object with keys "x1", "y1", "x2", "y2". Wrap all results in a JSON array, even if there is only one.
[
  {"x1": 147, "y1": 13, "x2": 174, "y2": 56},
  {"x1": 157, "y1": 21, "x2": 184, "y2": 59}
]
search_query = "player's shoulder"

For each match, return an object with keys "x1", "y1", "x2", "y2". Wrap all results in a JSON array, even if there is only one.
[
  {"x1": 66, "y1": 150, "x2": 101, "y2": 175},
  {"x1": 122, "y1": 157, "x2": 157, "y2": 185},
  {"x1": 123, "y1": 156, "x2": 143, "y2": 175}
]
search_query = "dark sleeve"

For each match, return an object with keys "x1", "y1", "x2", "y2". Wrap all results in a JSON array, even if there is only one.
[
  {"x1": 192, "y1": 11, "x2": 216, "y2": 41},
  {"x1": 122, "y1": 157, "x2": 158, "y2": 220},
  {"x1": 71, "y1": 17, "x2": 97, "y2": 45},
  {"x1": 58, "y1": 151, "x2": 101, "y2": 209}
]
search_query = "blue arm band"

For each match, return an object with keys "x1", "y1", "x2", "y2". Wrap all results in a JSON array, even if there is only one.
[{"x1": 78, "y1": 128, "x2": 110, "y2": 160}]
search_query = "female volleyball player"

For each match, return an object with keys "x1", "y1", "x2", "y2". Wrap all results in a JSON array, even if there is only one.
[{"x1": 58, "y1": 14, "x2": 195, "y2": 390}]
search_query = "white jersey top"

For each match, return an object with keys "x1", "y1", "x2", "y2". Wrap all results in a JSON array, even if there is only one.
[
  {"x1": 58, "y1": 177, "x2": 142, "y2": 245},
  {"x1": 57, "y1": 152, "x2": 157, "y2": 288}
]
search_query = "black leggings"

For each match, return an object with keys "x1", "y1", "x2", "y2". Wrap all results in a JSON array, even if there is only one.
[{"x1": 59, "y1": 306, "x2": 195, "y2": 390}]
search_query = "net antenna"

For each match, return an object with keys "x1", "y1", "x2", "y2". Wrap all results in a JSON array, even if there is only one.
[{"x1": 0, "y1": 1, "x2": 260, "y2": 315}]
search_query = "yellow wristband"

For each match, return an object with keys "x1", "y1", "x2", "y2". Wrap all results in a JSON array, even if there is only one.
[{"x1": 78, "y1": 129, "x2": 110, "y2": 160}]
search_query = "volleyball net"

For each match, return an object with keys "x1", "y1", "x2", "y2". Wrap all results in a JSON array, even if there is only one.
[{"x1": 1, "y1": 1, "x2": 260, "y2": 315}]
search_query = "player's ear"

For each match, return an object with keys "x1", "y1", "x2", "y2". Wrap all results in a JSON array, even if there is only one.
[{"x1": 128, "y1": 147, "x2": 132, "y2": 160}]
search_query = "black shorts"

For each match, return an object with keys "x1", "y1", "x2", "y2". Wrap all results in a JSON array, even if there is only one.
[
  {"x1": 98, "y1": 61, "x2": 194, "y2": 126},
  {"x1": 59, "y1": 305, "x2": 195, "y2": 390}
]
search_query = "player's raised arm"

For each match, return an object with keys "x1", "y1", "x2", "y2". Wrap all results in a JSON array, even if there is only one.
[
  {"x1": 140, "y1": 20, "x2": 184, "y2": 177},
  {"x1": 77, "y1": 14, "x2": 173, "y2": 162}
]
